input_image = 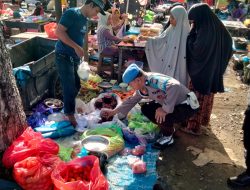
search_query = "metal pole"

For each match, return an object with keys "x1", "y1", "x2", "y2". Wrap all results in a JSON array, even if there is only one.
[{"x1": 55, "y1": 0, "x2": 62, "y2": 23}]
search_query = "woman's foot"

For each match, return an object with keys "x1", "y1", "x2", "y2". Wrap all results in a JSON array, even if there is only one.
[
  {"x1": 67, "y1": 114, "x2": 77, "y2": 127},
  {"x1": 180, "y1": 127, "x2": 202, "y2": 136}
]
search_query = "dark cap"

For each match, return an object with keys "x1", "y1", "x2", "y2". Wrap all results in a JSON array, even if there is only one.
[{"x1": 92, "y1": 0, "x2": 106, "y2": 15}]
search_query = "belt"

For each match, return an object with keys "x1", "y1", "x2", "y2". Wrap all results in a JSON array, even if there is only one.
[
  {"x1": 56, "y1": 53, "x2": 80, "y2": 62},
  {"x1": 181, "y1": 92, "x2": 200, "y2": 109},
  {"x1": 181, "y1": 100, "x2": 188, "y2": 105}
]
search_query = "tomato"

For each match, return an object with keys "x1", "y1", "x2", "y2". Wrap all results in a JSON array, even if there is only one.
[
  {"x1": 76, "y1": 176, "x2": 82, "y2": 181},
  {"x1": 70, "y1": 178, "x2": 76, "y2": 182}
]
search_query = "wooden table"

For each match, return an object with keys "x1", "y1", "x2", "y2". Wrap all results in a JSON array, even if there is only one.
[
  {"x1": 10, "y1": 32, "x2": 56, "y2": 44},
  {"x1": 11, "y1": 32, "x2": 48, "y2": 39},
  {"x1": 4, "y1": 19, "x2": 51, "y2": 32},
  {"x1": 221, "y1": 20, "x2": 249, "y2": 37},
  {"x1": 117, "y1": 41, "x2": 146, "y2": 82}
]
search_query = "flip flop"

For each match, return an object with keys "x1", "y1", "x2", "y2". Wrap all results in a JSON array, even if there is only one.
[{"x1": 180, "y1": 127, "x2": 202, "y2": 136}]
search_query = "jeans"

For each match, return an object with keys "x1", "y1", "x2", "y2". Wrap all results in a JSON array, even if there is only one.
[{"x1": 55, "y1": 53, "x2": 80, "y2": 115}]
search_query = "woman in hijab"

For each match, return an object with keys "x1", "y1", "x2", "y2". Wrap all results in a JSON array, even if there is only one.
[
  {"x1": 97, "y1": 12, "x2": 128, "y2": 56},
  {"x1": 111, "y1": 8, "x2": 129, "y2": 36},
  {"x1": 145, "y1": 5, "x2": 190, "y2": 87},
  {"x1": 163, "y1": 2, "x2": 184, "y2": 31},
  {"x1": 181, "y1": 3, "x2": 232, "y2": 135}
]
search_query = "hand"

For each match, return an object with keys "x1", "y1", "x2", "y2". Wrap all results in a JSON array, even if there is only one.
[
  {"x1": 155, "y1": 107, "x2": 167, "y2": 124},
  {"x1": 138, "y1": 35, "x2": 148, "y2": 41},
  {"x1": 121, "y1": 14, "x2": 128, "y2": 20},
  {"x1": 122, "y1": 36, "x2": 130, "y2": 43},
  {"x1": 190, "y1": 22, "x2": 195, "y2": 29},
  {"x1": 74, "y1": 45, "x2": 84, "y2": 57},
  {"x1": 100, "y1": 108, "x2": 115, "y2": 119}
]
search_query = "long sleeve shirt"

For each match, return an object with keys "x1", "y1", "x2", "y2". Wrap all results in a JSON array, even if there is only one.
[
  {"x1": 97, "y1": 26, "x2": 121, "y2": 53},
  {"x1": 116, "y1": 73, "x2": 190, "y2": 116}
]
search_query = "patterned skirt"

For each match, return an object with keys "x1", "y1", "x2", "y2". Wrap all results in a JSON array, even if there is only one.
[{"x1": 185, "y1": 84, "x2": 214, "y2": 132}]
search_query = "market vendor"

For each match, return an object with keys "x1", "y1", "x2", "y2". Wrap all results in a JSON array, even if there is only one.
[
  {"x1": 55, "y1": 0, "x2": 106, "y2": 126},
  {"x1": 97, "y1": 12, "x2": 130, "y2": 57},
  {"x1": 100, "y1": 64, "x2": 199, "y2": 150},
  {"x1": 31, "y1": 2, "x2": 44, "y2": 16}
]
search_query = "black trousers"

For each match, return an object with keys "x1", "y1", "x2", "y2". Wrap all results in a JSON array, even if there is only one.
[
  {"x1": 243, "y1": 106, "x2": 250, "y2": 174},
  {"x1": 141, "y1": 101, "x2": 198, "y2": 136}
]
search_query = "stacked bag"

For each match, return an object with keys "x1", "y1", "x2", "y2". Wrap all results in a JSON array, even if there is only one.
[{"x1": 2, "y1": 127, "x2": 109, "y2": 190}]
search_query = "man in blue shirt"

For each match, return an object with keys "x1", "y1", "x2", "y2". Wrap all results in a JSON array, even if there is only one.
[{"x1": 55, "y1": 0, "x2": 105, "y2": 126}]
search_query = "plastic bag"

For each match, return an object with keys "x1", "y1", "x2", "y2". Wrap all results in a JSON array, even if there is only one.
[
  {"x1": 75, "y1": 98, "x2": 87, "y2": 114},
  {"x1": 131, "y1": 145, "x2": 146, "y2": 156},
  {"x1": 51, "y1": 156, "x2": 109, "y2": 190},
  {"x1": 75, "y1": 114, "x2": 88, "y2": 132},
  {"x1": 128, "y1": 113, "x2": 159, "y2": 134},
  {"x1": 13, "y1": 153, "x2": 61, "y2": 190},
  {"x1": 2, "y1": 127, "x2": 59, "y2": 168},
  {"x1": 44, "y1": 22, "x2": 57, "y2": 39},
  {"x1": 77, "y1": 60, "x2": 90, "y2": 81},
  {"x1": 88, "y1": 92, "x2": 122, "y2": 114},
  {"x1": 58, "y1": 145, "x2": 73, "y2": 161},
  {"x1": 127, "y1": 156, "x2": 147, "y2": 174},
  {"x1": 34, "y1": 121, "x2": 76, "y2": 139},
  {"x1": 131, "y1": 160, "x2": 147, "y2": 174}
]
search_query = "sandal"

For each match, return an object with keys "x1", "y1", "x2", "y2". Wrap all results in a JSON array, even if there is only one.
[{"x1": 180, "y1": 127, "x2": 202, "y2": 136}]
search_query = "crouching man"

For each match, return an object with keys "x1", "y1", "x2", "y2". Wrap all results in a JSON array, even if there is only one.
[{"x1": 101, "y1": 64, "x2": 199, "y2": 149}]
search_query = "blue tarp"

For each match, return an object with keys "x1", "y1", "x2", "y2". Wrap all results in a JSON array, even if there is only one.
[{"x1": 107, "y1": 145, "x2": 159, "y2": 190}]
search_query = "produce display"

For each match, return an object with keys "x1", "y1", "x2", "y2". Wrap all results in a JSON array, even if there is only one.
[
  {"x1": 13, "y1": 154, "x2": 60, "y2": 190},
  {"x1": 77, "y1": 91, "x2": 99, "y2": 103},
  {"x1": 94, "y1": 94, "x2": 118, "y2": 122},
  {"x1": 88, "y1": 73, "x2": 103, "y2": 83},
  {"x1": 64, "y1": 164, "x2": 92, "y2": 182},
  {"x1": 94, "y1": 94, "x2": 117, "y2": 110},
  {"x1": 80, "y1": 73, "x2": 103, "y2": 92},
  {"x1": 140, "y1": 27, "x2": 160, "y2": 38},
  {"x1": 112, "y1": 90, "x2": 135, "y2": 101},
  {"x1": 80, "y1": 80, "x2": 100, "y2": 91},
  {"x1": 51, "y1": 156, "x2": 109, "y2": 190}
]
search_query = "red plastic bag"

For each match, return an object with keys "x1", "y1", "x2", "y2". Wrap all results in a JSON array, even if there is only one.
[
  {"x1": 2, "y1": 127, "x2": 59, "y2": 168},
  {"x1": 44, "y1": 22, "x2": 57, "y2": 39},
  {"x1": 51, "y1": 156, "x2": 109, "y2": 190},
  {"x1": 13, "y1": 153, "x2": 61, "y2": 190}
]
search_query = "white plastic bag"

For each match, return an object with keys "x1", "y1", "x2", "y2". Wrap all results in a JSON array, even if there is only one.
[
  {"x1": 75, "y1": 98, "x2": 87, "y2": 114},
  {"x1": 77, "y1": 60, "x2": 90, "y2": 80},
  {"x1": 75, "y1": 114, "x2": 88, "y2": 132}
]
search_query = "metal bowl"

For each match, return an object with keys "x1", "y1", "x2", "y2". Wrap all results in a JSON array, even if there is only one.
[
  {"x1": 44, "y1": 98, "x2": 63, "y2": 109},
  {"x1": 82, "y1": 135, "x2": 110, "y2": 152},
  {"x1": 98, "y1": 82, "x2": 113, "y2": 89}
]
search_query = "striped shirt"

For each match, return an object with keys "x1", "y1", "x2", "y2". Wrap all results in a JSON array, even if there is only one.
[{"x1": 97, "y1": 26, "x2": 121, "y2": 53}]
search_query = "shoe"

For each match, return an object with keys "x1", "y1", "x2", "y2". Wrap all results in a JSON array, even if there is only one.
[
  {"x1": 227, "y1": 171, "x2": 250, "y2": 187},
  {"x1": 152, "y1": 135, "x2": 174, "y2": 150}
]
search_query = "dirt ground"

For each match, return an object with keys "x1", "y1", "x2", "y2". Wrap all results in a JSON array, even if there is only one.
[{"x1": 157, "y1": 63, "x2": 250, "y2": 190}]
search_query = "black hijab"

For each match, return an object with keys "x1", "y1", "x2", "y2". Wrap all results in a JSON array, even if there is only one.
[{"x1": 187, "y1": 3, "x2": 232, "y2": 95}]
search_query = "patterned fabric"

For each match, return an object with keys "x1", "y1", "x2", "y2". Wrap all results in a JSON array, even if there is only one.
[
  {"x1": 185, "y1": 82, "x2": 214, "y2": 132},
  {"x1": 147, "y1": 74, "x2": 172, "y2": 92}
]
